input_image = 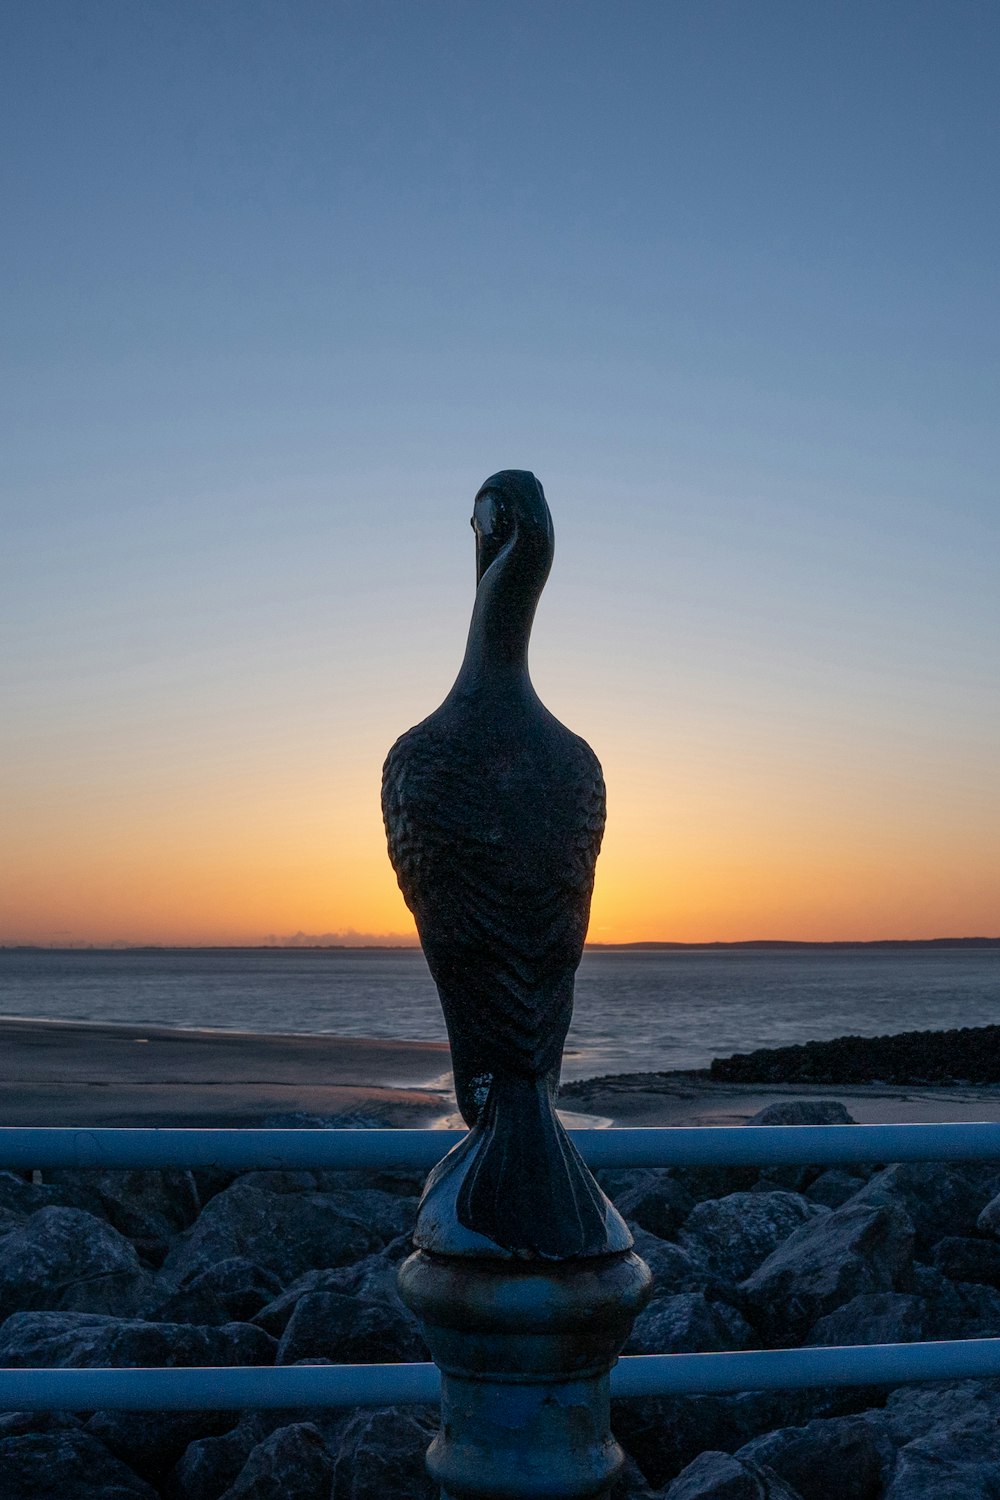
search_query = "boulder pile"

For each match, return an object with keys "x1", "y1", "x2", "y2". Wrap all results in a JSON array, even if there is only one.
[{"x1": 2, "y1": 1102, "x2": 1000, "y2": 1496}]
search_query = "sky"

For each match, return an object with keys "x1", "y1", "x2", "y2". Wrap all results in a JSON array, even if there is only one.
[{"x1": 2, "y1": 0, "x2": 998, "y2": 946}]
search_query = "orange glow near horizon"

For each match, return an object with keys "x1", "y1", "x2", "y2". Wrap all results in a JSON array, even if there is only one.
[{"x1": 3, "y1": 711, "x2": 997, "y2": 948}]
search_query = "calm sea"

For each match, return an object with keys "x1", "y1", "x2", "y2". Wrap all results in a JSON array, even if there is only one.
[{"x1": 1, "y1": 946, "x2": 997, "y2": 1080}]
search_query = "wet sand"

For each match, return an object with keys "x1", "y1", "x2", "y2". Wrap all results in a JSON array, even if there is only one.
[
  {"x1": 0, "y1": 1017, "x2": 452, "y2": 1128},
  {"x1": 5, "y1": 1017, "x2": 1000, "y2": 1131}
]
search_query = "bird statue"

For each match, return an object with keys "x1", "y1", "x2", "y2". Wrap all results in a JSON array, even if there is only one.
[{"x1": 382, "y1": 471, "x2": 630, "y2": 1259}]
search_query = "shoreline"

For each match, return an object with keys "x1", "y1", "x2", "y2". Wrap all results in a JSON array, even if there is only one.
[{"x1": 7, "y1": 1015, "x2": 1000, "y2": 1131}]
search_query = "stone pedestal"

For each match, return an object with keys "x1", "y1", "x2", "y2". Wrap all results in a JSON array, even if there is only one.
[{"x1": 399, "y1": 1248, "x2": 652, "y2": 1500}]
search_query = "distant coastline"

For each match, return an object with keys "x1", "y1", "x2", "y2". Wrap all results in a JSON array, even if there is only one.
[{"x1": 2, "y1": 937, "x2": 999, "y2": 952}]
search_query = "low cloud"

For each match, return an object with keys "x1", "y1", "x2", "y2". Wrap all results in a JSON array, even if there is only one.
[{"x1": 265, "y1": 929, "x2": 419, "y2": 948}]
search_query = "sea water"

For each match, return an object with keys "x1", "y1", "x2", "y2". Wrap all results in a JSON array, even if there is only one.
[{"x1": 1, "y1": 946, "x2": 997, "y2": 1081}]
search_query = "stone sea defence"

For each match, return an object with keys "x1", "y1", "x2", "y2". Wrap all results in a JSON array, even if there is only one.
[
  {"x1": 3, "y1": 1102, "x2": 1000, "y2": 1496},
  {"x1": 710, "y1": 1022, "x2": 1000, "y2": 1086}
]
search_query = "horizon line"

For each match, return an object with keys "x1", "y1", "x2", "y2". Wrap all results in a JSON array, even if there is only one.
[{"x1": 2, "y1": 936, "x2": 999, "y2": 953}]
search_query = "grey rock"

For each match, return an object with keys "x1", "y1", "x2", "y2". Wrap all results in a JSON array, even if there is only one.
[
  {"x1": 948, "y1": 1280, "x2": 1000, "y2": 1337},
  {"x1": 0, "y1": 1429, "x2": 158, "y2": 1498},
  {"x1": 139, "y1": 1277, "x2": 231, "y2": 1326},
  {"x1": 680, "y1": 1191, "x2": 827, "y2": 1285},
  {"x1": 931, "y1": 1235, "x2": 1000, "y2": 1289},
  {"x1": 171, "y1": 1390, "x2": 350, "y2": 1500},
  {"x1": 161, "y1": 1177, "x2": 382, "y2": 1284},
  {"x1": 612, "y1": 1388, "x2": 858, "y2": 1490},
  {"x1": 85, "y1": 1409, "x2": 234, "y2": 1484},
  {"x1": 737, "y1": 1413, "x2": 896, "y2": 1499},
  {"x1": 331, "y1": 1405, "x2": 437, "y2": 1500},
  {"x1": 47, "y1": 1169, "x2": 200, "y2": 1264},
  {"x1": 629, "y1": 1226, "x2": 722, "y2": 1298},
  {"x1": 625, "y1": 1292, "x2": 753, "y2": 1355},
  {"x1": 0, "y1": 1411, "x2": 83, "y2": 1438},
  {"x1": 851, "y1": 1162, "x2": 993, "y2": 1251},
  {"x1": 276, "y1": 1290, "x2": 426, "y2": 1364},
  {"x1": 0, "y1": 1170, "x2": 81, "y2": 1216},
  {"x1": 612, "y1": 1171, "x2": 695, "y2": 1240},
  {"x1": 881, "y1": 1380, "x2": 1000, "y2": 1445},
  {"x1": 0, "y1": 1207, "x2": 149, "y2": 1321},
  {"x1": 807, "y1": 1170, "x2": 868, "y2": 1210},
  {"x1": 0, "y1": 1310, "x2": 276, "y2": 1369},
  {"x1": 180, "y1": 1257, "x2": 284, "y2": 1322},
  {"x1": 977, "y1": 1190, "x2": 1000, "y2": 1239},
  {"x1": 745, "y1": 1100, "x2": 856, "y2": 1127},
  {"x1": 663, "y1": 1449, "x2": 803, "y2": 1498},
  {"x1": 252, "y1": 1234, "x2": 415, "y2": 1337},
  {"x1": 884, "y1": 1411, "x2": 1000, "y2": 1497},
  {"x1": 673, "y1": 1165, "x2": 760, "y2": 1203},
  {"x1": 741, "y1": 1201, "x2": 915, "y2": 1342},
  {"x1": 808, "y1": 1292, "x2": 931, "y2": 1347},
  {"x1": 217, "y1": 1421, "x2": 334, "y2": 1499}
]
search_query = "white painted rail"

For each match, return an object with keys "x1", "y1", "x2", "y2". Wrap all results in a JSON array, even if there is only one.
[
  {"x1": 5, "y1": 1339, "x2": 1000, "y2": 1411},
  {"x1": 3, "y1": 1120, "x2": 1000, "y2": 1171},
  {"x1": 5, "y1": 1122, "x2": 1000, "y2": 1413}
]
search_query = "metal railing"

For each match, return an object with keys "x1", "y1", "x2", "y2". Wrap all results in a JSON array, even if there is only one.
[{"x1": 4, "y1": 1121, "x2": 1000, "y2": 1411}]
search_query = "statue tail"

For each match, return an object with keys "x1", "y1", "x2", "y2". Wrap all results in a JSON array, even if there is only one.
[{"x1": 418, "y1": 1073, "x2": 631, "y2": 1259}]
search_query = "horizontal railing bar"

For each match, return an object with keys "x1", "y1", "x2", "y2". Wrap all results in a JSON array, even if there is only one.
[
  {"x1": 0, "y1": 1362, "x2": 440, "y2": 1411},
  {"x1": 3, "y1": 1122, "x2": 1000, "y2": 1171},
  {"x1": 6, "y1": 1338, "x2": 1000, "y2": 1410},
  {"x1": 613, "y1": 1337, "x2": 1000, "y2": 1396}
]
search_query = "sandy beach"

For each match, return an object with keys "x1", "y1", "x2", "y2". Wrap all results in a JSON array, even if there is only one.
[
  {"x1": 6, "y1": 1015, "x2": 1000, "y2": 1131},
  {"x1": 0, "y1": 1016, "x2": 452, "y2": 1128}
]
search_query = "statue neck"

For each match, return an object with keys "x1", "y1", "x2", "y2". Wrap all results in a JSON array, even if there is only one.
[{"x1": 453, "y1": 532, "x2": 550, "y2": 699}]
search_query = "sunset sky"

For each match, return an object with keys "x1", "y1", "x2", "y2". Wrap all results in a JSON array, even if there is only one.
[{"x1": 2, "y1": 2, "x2": 998, "y2": 947}]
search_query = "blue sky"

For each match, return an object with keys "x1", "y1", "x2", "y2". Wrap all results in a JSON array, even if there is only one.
[{"x1": 2, "y1": 1, "x2": 998, "y2": 942}]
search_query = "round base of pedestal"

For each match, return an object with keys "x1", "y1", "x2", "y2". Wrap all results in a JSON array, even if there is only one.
[{"x1": 399, "y1": 1249, "x2": 652, "y2": 1500}]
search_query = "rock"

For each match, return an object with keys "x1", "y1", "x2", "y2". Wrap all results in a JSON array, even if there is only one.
[
  {"x1": 161, "y1": 1177, "x2": 382, "y2": 1284},
  {"x1": 0, "y1": 1411, "x2": 83, "y2": 1438},
  {"x1": 680, "y1": 1191, "x2": 827, "y2": 1285},
  {"x1": 625, "y1": 1292, "x2": 753, "y2": 1355},
  {"x1": 628, "y1": 1227, "x2": 722, "y2": 1298},
  {"x1": 252, "y1": 1235, "x2": 416, "y2": 1337},
  {"x1": 139, "y1": 1277, "x2": 231, "y2": 1326},
  {"x1": 0, "y1": 1429, "x2": 158, "y2": 1498},
  {"x1": 179, "y1": 1258, "x2": 284, "y2": 1322},
  {"x1": 85, "y1": 1409, "x2": 234, "y2": 1484},
  {"x1": 881, "y1": 1380, "x2": 1000, "y2": 1445},
  {"x1": 612, "y1": 1388, "x2": 857, "y2": 1491},
  {"x1": 277, "y1": 1291, "x2": 426, "y2": 1364},
  {"x1": 0, "y1": 1310, "x2": 276, "y2": 1369},
  {"x1": 977, "y1": 1190, "x2": 1000, "y2": 1239},
  {"x1": 807, "y1": 1292, "x2": 931, "y2": 1347},
  {"x1": 663, "y1": 1450, "x2": 804, "y2": 1498},
  {"x1": 852, "y1": 1162, "x2": 993, "y2": 1252},
  {"x1": 948, "y1": 1280, "x2": 1000, "y2": 1337},
  {"x1": 0, "y1": 1170, "x2": 80, "y2": 1217},
  {"x1": 744, "y1": 1105, "x2": 859, "y2": 1193},
  {"x1": 806, "y1": 1169, "x2": 868, "y2": 1209},
  {"x1": 740, "y1": 1201, "x2": 915, "y2": 1343},
  {"x1": 46, "y1": 1169, "x2": 200, "y2": 1264},
  {"x1": 0, "y1": 1207, "x2": 149, "y2": 1322},
  {"x1": 612, "y1": 1172, "x2": 695, "y2": 1240},
  {"x1": 331, "y1": 1406, "x2": 437, "y2": 1500},
  {"x1": 171, "y1": 1384, "x2": 351, "y2": 1500},
  {"x1": 737, "y1": 1413, "x2": 895, "y2": 1499},
  {"x1": 931, "y1": 1236, "x2": 1000, "y2": 1289},
  {"x1": 884, "y1": 1412, "x2": 1000, "y2": 1497},
  {"x1": 217, "y1": 1421, "x2": 334, "y2": 1499},
  {"x1": 672, "y1": 1165, "x2": 760, "y2": 1203},
  {"x1": 745, "y1": 1100, "x2": 857, "y2": 1127}
]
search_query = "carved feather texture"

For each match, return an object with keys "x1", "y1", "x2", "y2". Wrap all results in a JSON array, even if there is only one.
[{"x1": 382, "y1": 711, "x2": 605, "y2": 1085}]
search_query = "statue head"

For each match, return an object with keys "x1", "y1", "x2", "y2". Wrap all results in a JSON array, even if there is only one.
[{"x1": 472, "y1": 470, "x2": 553, "y2": 585}]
